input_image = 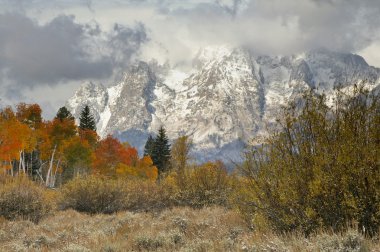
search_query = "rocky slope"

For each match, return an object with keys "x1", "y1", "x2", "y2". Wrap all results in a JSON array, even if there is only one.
[{"x1": 67, "y1": 47, "x2": 380, "y2": 162}]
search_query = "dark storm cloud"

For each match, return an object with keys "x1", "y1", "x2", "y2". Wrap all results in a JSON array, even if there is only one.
[
  {"x1": 0, "y1": 13, "x2": 147, "y2": 87},
  {"x1": 109, "y1": 22, "x2": 148, "y2": 69}
]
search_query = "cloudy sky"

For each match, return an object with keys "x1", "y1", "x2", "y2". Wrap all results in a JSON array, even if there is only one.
[{"x1": 1, "y1": 0, "x2": 380, "y2": 118}]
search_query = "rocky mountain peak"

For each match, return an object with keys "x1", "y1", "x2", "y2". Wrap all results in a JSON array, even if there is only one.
[
  {"x1": 67, "y1": 81, "x2": 107, "y2": 123},
  {"x1": 67, "y1": 47, "x2": 380, "y2": 162}
]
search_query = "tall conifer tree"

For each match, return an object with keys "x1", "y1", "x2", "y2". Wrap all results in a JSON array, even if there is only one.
[
  {"x1": 144, "y1": 135, "x2": 154, "y2": 157},
  {"x1": 151, "y1": 126, "x2": 171, "y2": 175},
  {"x1": 79, "y1": 105, "x2": 96, "y2": 131},
  {"x1": 55, "y1": 106, "x2": 74, "y2": 121}
]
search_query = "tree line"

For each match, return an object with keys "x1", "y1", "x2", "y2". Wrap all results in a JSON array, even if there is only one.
[{"x1": 0, "y1": 104, "x2": 160, "y2": 186}]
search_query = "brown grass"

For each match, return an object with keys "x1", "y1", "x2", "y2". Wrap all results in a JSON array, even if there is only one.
[
  {"x1": 0, "y1": 206, "x2": 378, "y2": 252},
  {"x1": 0, "y1": 177, "x2": 378, "y2": 251}
]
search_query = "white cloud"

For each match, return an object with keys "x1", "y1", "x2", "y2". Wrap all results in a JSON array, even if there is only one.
[{"x1": 358, "y1": 41, "x2": 380, "y2": 68}]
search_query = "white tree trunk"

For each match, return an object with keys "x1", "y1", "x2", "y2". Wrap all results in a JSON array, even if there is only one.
[
  {"x1": 51, "y1": 159, "x2": 60, "y2": 188},
  {"x1": 22, "y1": 150, "x2": 26, "y2": 173},
  {"x1": 18, "y1": 151, "x2": 22, "y2": 173},
  {"x1": 10, "y1": 159, "x2": 13, "y2": 177},
  {"x1": 46, "y1": 145, "x2": 56, "y2": 187},
  {"x1": 18, "y1": 150, "x2": 26, "y2": 174}
]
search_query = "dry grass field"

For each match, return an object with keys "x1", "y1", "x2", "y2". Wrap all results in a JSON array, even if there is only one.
[{"x1": 0, "y1": 206, "x2": 379, "y2": 252}]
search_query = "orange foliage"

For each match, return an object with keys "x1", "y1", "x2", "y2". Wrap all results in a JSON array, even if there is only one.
[
  {"x1": 93, "y1": 135, "x2": 138, "y2": 177},
  {"x1": 0, "y1": 102, "x2": 154, "y2": 182},
  {"x1": 0, "y1": 107, "x2": 36, "y2": 170},
  {"x1": 35, "y1": 118, "x2": 76, "y2": 162},
  {"x1": 35, "y1": 123, "x2": 53, "y2": 161},
  {"x1": 79, "y1": 129, "x2": 99, "y2": 147},
  {"x1": 136, "y1": 156, "x2": 158, "y2": 181},
  {"x1": 116, "y1": 156, "x2": 158, "y2": 181},
  {"x1": 16, "y1": 103, "x2": 42, "y2": 129}
]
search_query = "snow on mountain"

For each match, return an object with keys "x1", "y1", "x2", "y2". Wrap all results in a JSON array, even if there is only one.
[
  {"x1": 66, "y1": 47, "x2": 380, "y2": 163},
  {"x1": 67, "y1": 81, "x2": 108, "y2": 125}
]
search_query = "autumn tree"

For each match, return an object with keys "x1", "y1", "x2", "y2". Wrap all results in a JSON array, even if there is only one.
[
  {"x1": 116, "y1": 155, "x2": 158, "y2": 181},
  {"x1": 0, "y1": 107, "x2": 36, "y2": 175},
  {"x1": 93, "y1": 135, "x2": 138, "y2": 177},
  {"x1": 61, "y1": 136, "x2": 93, "y2": 183},
  {"x1": 79, "y1": 105, "x2": 96, "y2": 131},
  {"x1": 16, "y1": 103, "x2": 42, "y2": 129},
  {"x1": 135, "y1": 156, "x2": 158, "y2": 181},
  {"x1": 170, "y1": 135, "x2": 192, "y2": 187},
  {"x1": 38, "y1": 116, "x2": 78, "y2": 187},
  {"x1": 12, "y1": 104, "x2": 44, "y2": 177}
]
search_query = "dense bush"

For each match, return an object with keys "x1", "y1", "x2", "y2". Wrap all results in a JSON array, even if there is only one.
[
  {"x1": 59, "y1": 176, "x2": 127, "y2": 214},
  {"x1": 239, "y1": 87, "x2": 380, "y2": 235},
  {"x1": 164, "y1": 161, "x2": 233, "y2": 208},
  {"x1": 59, "y1": 176, "x2": 174, "y2": 214},
  {"x1": 123, "y1": 180, "x2": 172, "y2": 211},
  {"x1": 58, "y1": 162, "x2": 233, "y2": 215},
  {"x1": 0, "y1": 177, "x2": 52, "y2": 223}
]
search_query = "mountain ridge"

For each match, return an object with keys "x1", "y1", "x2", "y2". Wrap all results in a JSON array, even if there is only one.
[{"x1": 67, "y1": 47, "x2": 380, "y2": 162}]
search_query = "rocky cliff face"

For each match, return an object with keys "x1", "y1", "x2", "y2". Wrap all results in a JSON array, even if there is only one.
[{"x1": 67, "y1": 47, "x2": 380, "y2": 162}]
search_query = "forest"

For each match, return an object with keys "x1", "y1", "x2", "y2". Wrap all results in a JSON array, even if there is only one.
[{"x1": 0, "y1": 86, "x2": 379, "y2": 251}]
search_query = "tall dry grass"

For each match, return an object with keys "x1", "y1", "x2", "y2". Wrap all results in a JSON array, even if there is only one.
[
  {"x1": 0, "y1": 175, "x2": 378, "y2": 251},
  {"x1": 58, "y1": 172, "x2": 233, "y2": 215},
  {"x1": 0, "y1": 206, "x2": 378, "y2": 251}
]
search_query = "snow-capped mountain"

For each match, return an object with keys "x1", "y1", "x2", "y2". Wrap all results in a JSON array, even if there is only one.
[{"x1": 67, "y1": 47, "x2": 380, "y2": 162}]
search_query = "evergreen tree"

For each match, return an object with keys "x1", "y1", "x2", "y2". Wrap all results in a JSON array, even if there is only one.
[
  {"x1": 144, "y1": 135, "x2": 155, "y2": 157},
  {"x1": 55, "y1": 106, "x2": 74, "y2": 121},
  {"x1": 151, "y1": 126, "x2": 171, "y2": 175},
  {"x1": 79, "y1": 105, "x2": 96, "y2": 131}
]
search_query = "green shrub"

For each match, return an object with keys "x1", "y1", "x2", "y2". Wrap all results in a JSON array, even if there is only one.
[
  {"x1": 59, "y1": 176, "x2": 126, "y2": 214},
  {"x1": 0, "y1": 177, "x2": 51, "y2": 223}
]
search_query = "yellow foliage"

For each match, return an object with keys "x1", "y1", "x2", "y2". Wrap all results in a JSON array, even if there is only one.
[
  {"x1": 115, "y1": 156, "x2": 158, "y2": 181},
  {"x1": 161, "y1": 161, "x2": 233, "y2": 207},
  {"x1": 239, "y1": 87, "x2": 380, "y2": 235}
]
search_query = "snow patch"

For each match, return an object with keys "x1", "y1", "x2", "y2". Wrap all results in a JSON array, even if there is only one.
[{"x1": 163, "y1": 69, "x2": 189, "y2": 92}]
